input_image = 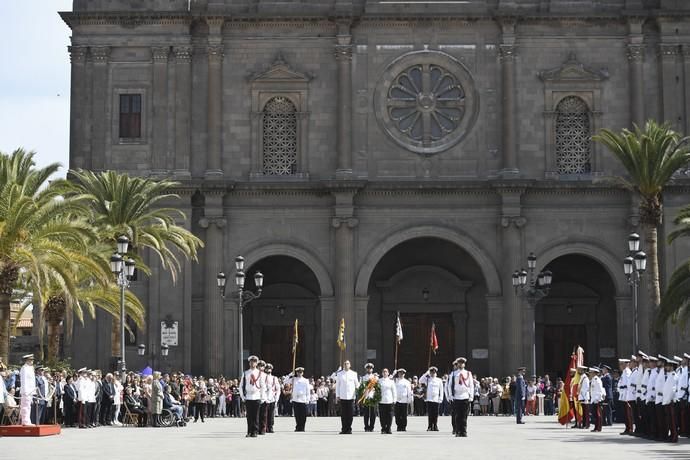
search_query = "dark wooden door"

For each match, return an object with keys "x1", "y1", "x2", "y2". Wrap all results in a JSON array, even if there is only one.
[
  {"x1": 397, "y1": 313, "x2": 454, "y2": 376},
  {"x1": 542, "y1": 325, "x2": 586, "y2": 379},
  {"x1": 261, "y1": 325, "x2": 304, "y2": 377}
]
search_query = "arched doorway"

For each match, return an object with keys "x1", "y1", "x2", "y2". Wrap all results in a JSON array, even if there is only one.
[
  {"x1": 245, "y1": 256, "x2": 321, "y2": 377},
  {"x1": 537, "y1": 254, "x2": 618, "y2": 378},
  {"x1": 366, "y1": 237, "x2": 489, "y2": 377}
]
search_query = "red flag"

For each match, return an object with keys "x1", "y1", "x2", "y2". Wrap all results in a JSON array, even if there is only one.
[
  {"x1": 557, "y1": 352, "x2": 577, "y2": 425},
  {"x1": 430, "y1": 322, "x2": 439, "y2": 354}
]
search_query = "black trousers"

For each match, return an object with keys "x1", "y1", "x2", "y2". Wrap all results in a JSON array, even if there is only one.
[
  {"x1": 604, "y1": 399, "x2": 613, "y2": 426},
  {"x1": 394, "y1": 402, "x2": 408, "y2": 431},
  {"x1": 245, "y1": 399, "x2": 260, "y2": 435},
  {"x1": 453, "y1": 399, "x2": 470, "y2": 436},
  {"x1": 193, "y1": 402, "x2": 205, "y2": 422},
  {"x1": 362, "y1": 405, "x2": 376, "y2": 431},
  {"x1": 581, "y1": 403, "x2": 590, "y2": 428},
  {"x1": 259, "y1": 402, "x2": 267, "y2": 433},
  {"x1": 266, "y1": 402, "x2": 276, "y2": 432},
  {"x1": 86, "y1": 402, "x2": 96, "y2": 426},
  {"x1": 293, "y1": 402, "x2": 307, "y2": 431},
  {"x1": 646, "y1": 402, "x2": 656, "y2": 437},
  {"x1": 451, "y1": 401, "x2": 457, "y2": 432},
  {"x1": 379, "y1": 403, "x2": 393, "y2": 432},
  {"x1": 427, "y1": 401, "x2": 440, "y2": 429},
  {"x1": 63, "y1": 399, "x2": 75, "y2": 426},
  {"x1": 340, "y1": 399, "x2": 354, "y2": 433}
]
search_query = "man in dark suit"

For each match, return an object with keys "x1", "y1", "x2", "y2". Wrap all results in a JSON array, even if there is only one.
[
  {"x1": 63, "y1": 375, "x2": 77, "y2": 427},
  {"x1": 93, "y1": 371, "x2": 103, "y2": 426},
  {"x1": 31, "y1": 367, "x2": 47, "y2": 424},
  {"x1": 600, "y1": 365, "x2": 614, "y2": 426},
  {"x1": 100, "y1": 373, "x2": 115, "y2": 425},
  {"x1": 515, "y1": 367, "x2": 527, "y2": 424}
]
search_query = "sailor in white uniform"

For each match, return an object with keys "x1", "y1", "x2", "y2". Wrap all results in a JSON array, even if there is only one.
[
  {"x1": 19, "y1": 354, "x2": 36, "y2": 426},
  {"x1": 393, "y1": 368, "x2": 412, "y2": 432},
  {"x1": 419, "y1": 366, "x2": 444, "y2": 431},
  {"x1": 239, "y1": 355, "x2": 264, "y2": 437},
  {"x1": 335, "y1": 360, "x2": 358, "y2": 434},
  {"x1": 285, "y1": 367, "x2": 310, "y2": 432},
  {"x1": 378, "y1": 368, "x2": 396, "y2": 434},
  {"x1": 589, "y1": 367, "x2": 604, "y2": 432}
]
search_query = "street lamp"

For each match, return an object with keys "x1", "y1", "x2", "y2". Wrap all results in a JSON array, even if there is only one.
[
  {"x1": 217, "y1": 256, "x2": 264, "y2": 377},
  {"x1": 624, "y1": 232, "x2": 647, "y2": 353},
  {"x1": 138, "y1": 344, "x2": 146, "y2": 357},
  {"x1": 110, "y1": 235, "x2": 135, "y2": 376},
  {"x1": 512, "y1": 252, "x2": 553, "y2": 376}
]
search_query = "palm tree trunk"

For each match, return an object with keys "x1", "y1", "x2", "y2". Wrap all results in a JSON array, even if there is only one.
[
  {"x1": 0, "y1": 293, "x2": 10, "y2": 364},
  {"x1": 47, "y1": 318, "x2": 61, "y2": 364},
  {"x1": 645, "y1": 223, "x2": 662, "y2": 349}
]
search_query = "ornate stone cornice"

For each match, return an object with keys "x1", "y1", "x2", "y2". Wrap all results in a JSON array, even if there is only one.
[
  {"x1": 659, "y1": 43, "x2": 680, "y2": 58},
  {"x1": 198, "y1": 217, "x2": 227, "y2": 229},
  {"x1": 151, "y1": 46, "x2": 170, "y2": 62},
  {"x1": 331, "y1": 217, "x2": 359, "y2": 229},
  {"x1": 90, "y1": 46, "x2": 110, "y2": 64},
  {"x1": 174, "y1": 46, "x2": 192, "y2": 62},
  {"x1": 626, "y1": 44, "x2": 644, "y2": 62},
  {"x1": 498, "y1": 44, "x2": 516, "y2": 61},
  {"x1": 538, "y1": 52, "x2": 609, "y2": 82},
  {"x1": 501, "y1": 216, "x2": 527, "y2": 228},
  {"x1": 68, "y1": 45, "x2": 87, "y2": 64}
]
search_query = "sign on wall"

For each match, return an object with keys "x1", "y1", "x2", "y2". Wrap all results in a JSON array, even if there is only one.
[
  {"x1": 161, "y1": 321, "x2": 178, "y2": 346},
  {"x1": 472, "y1": 348, "x2": 489, "y2": 359}
]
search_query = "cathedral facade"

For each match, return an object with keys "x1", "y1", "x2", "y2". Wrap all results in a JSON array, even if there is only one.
[{"x1": 62, "y1": 0, "x2": 690, "y2": 378}]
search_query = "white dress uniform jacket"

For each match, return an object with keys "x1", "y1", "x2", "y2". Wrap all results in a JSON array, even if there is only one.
[
  {"x1": 265, "y1": 375, "x2": 280, "y2": 404},
  {"x1": 590, "y1": 376, "x2": 604, "y2": 404},
  {"x1": 379, "y1": 377, "x2": 397, "y2": 404},
  {"x1": 239, "y1": 369, "x2": 264, "y2": 401},
  {"x1": 663, "y1": 371, "x2": 677, "y2": 406},
  {"x1": 450, "y1": 369, "x2": 474, "y2": 401},
  {"x1": 20, "y1": 364, "x2": 36, "y2": 396},
  {"x1": 639, "y1": 368, "x2": 650, "y2": 400},
  {"x1": 395, "y1": 378, "x2": 413, "y2": 404},
  {"x1": 628, "y1": 365, "x2": 642, "y2": 401},
  {"x1": 655, "y1": 369, "x2": 666, "y2": 405},
  {"x1": 288, "y1": 376, "x2": 311, "y2": 404},
  {"x1": 335, "y1": 369, "x2": 358, "y2": 400},
  {"x1": 0, "y1": 373, "x2": 5, "y2": 404},
  {"x1": 419, "y1": 373, "x2": 443, "y2": 403},
  {"x1": 676, "y1": 366, "x2": 688, "y2": 402},
  {"x1": 618, "y1": 367, "x2": 631, "y2": 401},
  {"x1": 646, "y1": 368, "x2": 659, "y2": 404},
  {"x1": 578, "y1": 374, "x2": 590, "y2": 402}
]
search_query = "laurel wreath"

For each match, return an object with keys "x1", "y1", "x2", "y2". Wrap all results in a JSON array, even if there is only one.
[{"x1": 356, "y1": 379, "x2": 382, "y2": 407}]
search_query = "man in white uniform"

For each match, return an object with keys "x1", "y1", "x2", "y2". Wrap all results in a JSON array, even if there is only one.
[
  {"x1": 19, "y1": 354, "x2": 36, "y2": 426},
  {"x1": 285, "y1": 367, "x2": 310, "y2": 432},
  {"x1": 654, "y1": 355, "x2": 667, "y2": 440},
  {"x1": 335, "y1": 360, "x2": 358, "y2": 434},
  {"x1": 617, "y1": 358, "x2": 632, "y2": 434},
  {"x1": 589, "y1": 367, "x2": 604, "y2": 432},
  {"x1": 419, "y1": 366, "x2": 443, "y2": 431},
  {"x1": 577, "y1": 365, "x2": 590, "y2": 429},
  {"x1": 378, "y1": 368, "x2": 396, "y2": 434},
  {"x1": 663, "y1": 357, "x2": 680, "y2": 443},
  {"x1": 645, "y1": 356, "x2": 660, "y2": 439},
  {"x1": 393, "y1": 368, "x2": 412, "y2": 432},
  {"x1": 263, "y1": 363, "x2": 280, "y2": 434},
  {"x1": 676, "y1": 354, "x2": 689, "y2": 437},
  {"x1": 239, "y1": 355, "x2": 264, "y2": 437},
  {"x1": 360, "y1": 363, "x2": 377, "y2": 432},
  {"x1": 257, "y1": 360, "x2": 268, "y2": 435},
  {"x1": 449, "y1": 357, "x2": 474, "y2": 437}
]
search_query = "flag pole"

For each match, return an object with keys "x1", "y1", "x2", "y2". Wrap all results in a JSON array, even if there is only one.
[
  {"x1": 394, "y1": 338, "x2": 399, "y2": 370},
  {"x1": 427, "y1": 327, "x2": 432, "y2": 369}
]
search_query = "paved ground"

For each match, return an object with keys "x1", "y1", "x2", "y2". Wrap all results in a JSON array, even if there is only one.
[{"x1": 2, "y1": 416, "x2": 689, "y2": 459}]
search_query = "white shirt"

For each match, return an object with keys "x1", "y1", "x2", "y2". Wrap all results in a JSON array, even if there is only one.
[
  {"x1": 646, "y1": 368, "x2": 659, "y2": 403},
  {"x1": 265, "y1": 374, "x2": 280, "y2": 403},
  {"x1": 655, "y1": 368, "x2": 666, "y2": 405},
  {"x1": 379, "y1": 377, "x2": 397, "y2": 404},
  {"x1": 0, "y1": 374, "x2": 5, "y2": 404},
  {"x1": 589, "y1": 376, "x2": 604, "y2": 404},
  {"x1": 239, "y1": 368, "x2": 264, "y2": 401},
  {"x1": 114, "y1": 381, "x2": 123, "y2": 405},
  {"x1": 79, "y1": 378, "x2": 96, "y2": 403},
  {"x1": 663, "y1": 371, "x2": 677, "y2": 405},
  {"x1": 20, "y1": 363, "x2": 36, "y2": 396},
  {"x1": 395, "y1": 378, "x2": 412, "y2": 404},
  {"x1": 336, "y1": 369, "x2": 358, "y2": 400},
  {"x1": 639, "y1": 368, "x2": 650, "y2": 400},
  {"x1": 288, "y1": 376, "x2": 310, "y2": 404},
  {"x1": 449, "y1": 369, "x2": 474, "y2": 401},
  {"x1": 419, "y1": 373, "x2": 443, "y2": 403},
  {"x1": 578, "y1": 374, "x2": 590, "y2": 402},
  {"x1": 676, "y1": 366, "x2": 688, "y2": 401},
  {"x1": 627, "y1": 365, "x2": 642, "y2": 401},
  {"x1": 618, "y1": 367, "x2": 631, "y2": 401}
]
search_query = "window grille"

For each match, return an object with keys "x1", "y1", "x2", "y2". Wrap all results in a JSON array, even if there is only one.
[
  {"x1": 262, "y1": 96, "x2": 298, "y2": 175},
  {"x1": 555, "y1": 96, "x2": 591, "y2": 175}
]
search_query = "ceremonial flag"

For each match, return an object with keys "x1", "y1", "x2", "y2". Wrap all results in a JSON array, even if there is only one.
[
  {"x1": 430, "y1": 322, "x2": 438, "y2": 354},
  {"x1": 395, "y1": 312, "x2": 403, "y2": 344},
  {"x1": 557, "y1": 351, "x2": 577, "y2": 425},
  {"x1": 292, "y1": 319, "x2": 299, "y2": 353},
  {"x1": 337, "y1": 318, "x2": 346, "y2": 351}
]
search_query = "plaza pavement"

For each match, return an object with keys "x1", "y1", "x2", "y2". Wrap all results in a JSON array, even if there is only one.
[{"x1": 2, "y1": 415, "x2": 689, "y2": 460}]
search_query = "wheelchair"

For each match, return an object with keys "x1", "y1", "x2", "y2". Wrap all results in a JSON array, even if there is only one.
[{"x1": 159, "y1": 407, "x2": 186, "y2": 427}]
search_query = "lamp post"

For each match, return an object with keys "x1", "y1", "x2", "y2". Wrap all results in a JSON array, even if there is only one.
[
  {"x1": 110, "y1": 235, "x2": 135, "y2": 375},
  {"x1": 136, "y1": 343, "x2": 170, "y2": 372},
  {"x1": 512, "y1": 252, "x2": 553, "y2": 376},
  {"x1": 624, "y1": 233, "x2": 647, "y2": 354},
  {"x1": 217, "y1": 256, "x2": 264, "y2": 377}
]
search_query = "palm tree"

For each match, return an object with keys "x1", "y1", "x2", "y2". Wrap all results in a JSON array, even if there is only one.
[
  {"x1": 657, "y1": 204, "x2": 690, "y2": 330},
  {"x1": 62, "y1": 170, "x2": 203, "y2": 357},
  {"x1": 0, "y1": 149, "x2": 93, "y2": 362},
  {"x1": 593, "y1": 121, "x2": 690, "y2": 344}
]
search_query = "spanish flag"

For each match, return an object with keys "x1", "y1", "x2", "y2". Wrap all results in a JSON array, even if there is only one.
[
  {"x1": 292, "y1": 319, "x2": 299, "y2": 354},
  {"x1": 557, "y1": 352, "x2": 577, "y2": 425},
  {"x1": 337, "y1": 318, "x2": 346, "y2": 351},
  {"x1": 430, "y1": 322, "x2": 439, "y2": 354}
]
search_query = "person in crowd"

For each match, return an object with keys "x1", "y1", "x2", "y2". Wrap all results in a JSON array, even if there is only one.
[
  {"x1": 500, "y1": 377, "x2": 512, "y2": 416},
  {"x1": 589, "y1": 367, "x2": 604, "y2": 432},
  {"x1": 62, "y1": 374, "x2": 77, "y2": 427},
  {"x1": 112, "y1": 374, "x2": 123, "y2": 426},
  {"x1": 600, "y1": 365, "x2": 613, "y2": 426},
  {"x1": 526, "y1": 377, "x2": 537, "y2": 416},
  {"x1": 479, "y1": 379, "x2": 490, "y2": 415},
  {"x1": 542, "y1": 375, "x2": 554, "y2": 416},
  {"x1": 151, "y1": 371, "x2": 164, "y2": 427},
  {"x1": 577, "y1": 365, "x2": 591, "y2": 429},
  {"x1": 490, "y1": 378, "x2": 502, "y2": 416},
  {"x1": 123, "y1": 386, "x2": 148, "y2": 427},
  {"x1": 163, "y1": 384, "x2": 184, "y2": 421}
]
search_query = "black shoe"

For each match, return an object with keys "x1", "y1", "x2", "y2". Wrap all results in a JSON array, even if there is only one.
[
  {"x1": 427, "y1": 427, "x2": 432, "y2": 431},
  {"x1": 460, "y1": 433, "x2": 467, "y2": 437},
  {"x1": 455, "y1": 433, "x2": 461, "y2": 437},
  {"x1": 517, "y1": 422, "x2": 525, "y2": 424},
  {"x1": 246, "y1": 434, "x2": 252, "y2": 438},
  {"x1": 268, "y1": 429, "x2": 274, "y2": 433},
  {"x1": 251, "y1": 433, "x2": 258, "y2": 437}
]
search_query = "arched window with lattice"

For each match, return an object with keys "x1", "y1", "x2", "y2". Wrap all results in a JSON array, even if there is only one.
[
  {"x1": 262, "y1": 96, "x2": 298, "y2": 176},
  {"x1": 555, "y1": 96, "x2": 591, "y2": 175}
]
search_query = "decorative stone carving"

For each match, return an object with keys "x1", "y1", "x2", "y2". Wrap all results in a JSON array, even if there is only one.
[
  {"x1": 248, "y1": 53, "x2": 312, "y2": 83},
  {"x1": 198, "y1": 217, "x2": 227, "y2": 229},
  {"x1": 68, "y1": 46, "x2": 87, "y2": 64},
  {"x1": 626, "y1": 44, "x2": 644, "y2": 62},
  {"x1": 331, "y1": 217, "x2": 359, "y2": 229},
  {"x1": 659, "y1": 43, "x2": 680, "y2": 58},
  {"x1": 501, "y1": 216, "x2": 527, "y2": 228},
  {"x1": 555, "y1": 96, "x2": 591, "y2": 175},
  {"x1": 90, "y1": 46, "x2": 110, "y2": 63},
  {"x1": 538, "y1": 53, "x2": 609, "y2": 82},
  {"x1": 498, "y1": 44, "x2": 516, "y2": 61},
  {"x1": 335, "y1": 44, "x2": 353, "y2": 61},
  {"x1": 207, "y1": 44, "x2": 224, "y2": 61},
  {"x1": 262, "y1": 96, "x2": 298, "y2": 176},
  {"x1": 374, "y1": 50, "x2": 479, "y2": 156},
  {"x1": 174, "y1": 46, "x2": 192, "y2": 62},
  {"x1": 152, "y1": 46, "x2": 170, "y2": 62}
]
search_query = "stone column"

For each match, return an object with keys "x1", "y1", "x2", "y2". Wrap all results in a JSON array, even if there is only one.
[
  {"x1": 205, "y1": 42, "x2": 224, "y2": 178},
  {"x1": 151, "y1": 46, "x2": 170, "y2": 175},
  {"x1": 684, "y1": 46, "x2": 690, "y2": 135},
  {"x1": 335, "y1": 21, "x2": 353, "y2": 178},
  {"x1": 627, "y1": 44, "x2": 645, "y2": 127},
  {"x1": 485, "y1": 295, "x2": 504, "y2": 376},
  {"x1": 174, "y1": 46, "x2": 192, "y2": 177},
  {"x1": 199, "y1": 202, "x2": 226, "y2": 376},
  {"x1": 319, "y1": 296, "x2": 336, "y2": 373},
  {"x1": 452, "y1": 311, "x2": 469, "y2": 359},
  {"x1": 68, "y1": 46, "x2": 88, "y2": 170},
  {"x1": 659, "y1": 44, "x2": 680, "y2": 129},
  {"x1": 499, "y1": 16, "x2": 518, "y2": 178},
  {"x1": 615, "y1": 296, "x2": 634, "y2": 357},
  {"x1": 90, "y1": 46, "x2": 110, "y2": 171},
  {"x1": 499, "y1": 191, "x2": 526, "y2": 372},
  {"x1": 332, "y1": 215, "x2": 358, "y2": 363}
]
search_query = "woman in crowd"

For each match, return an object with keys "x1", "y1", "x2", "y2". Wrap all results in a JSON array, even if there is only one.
[
  {"x1": 526, "y1": 378, "x2": 537, "y2": 416},
  {"x1": 490, "y1": 378, "x2": 503, "y2": 415},
  {"x1": 500, "y1": 377, "x2": 512, "y2": 416},
  {"x1": 479, "y1": 379, "x2": 490, "y2": 415},
  {"x1": 193, "y1": 377, "x2": 207, "y2": 423},
  {"x1": 112, "y1": 374, "x2": 123, "y2": 426}
]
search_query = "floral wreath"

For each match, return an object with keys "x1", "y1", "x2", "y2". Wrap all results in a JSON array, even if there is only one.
[{"x1": 356, "y1": 377, "x2": 382, "y2": 408}]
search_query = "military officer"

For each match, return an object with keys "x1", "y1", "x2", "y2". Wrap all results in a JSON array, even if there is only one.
[
  {"x1": 449, "y1": 357, "x2": 474, "y2": 437},
  {"x1": 19, "y1": 354, "x2": 36, "y2": 426},
  {"x1": 589, "y1": 367, "x2": 604, "y2": 432},
  {"x1": 645, "y1": 356, "x2": 660, "y2": 439},
  {"x1": 239, "y1": 355, "x2": 264, "y2": 438},
  {"x1": 637, "y1": 354, "x2": 651, "y2": 436},
  {"x1": 360, "y1": 363, "x2": 377, "y2": 432},
  {"x1": 577, "y1": 365, "x2": 590, "y2": 429},
  {"x1": 256, "y1": 360, "x2": 268, "y2": 435},
  {"x1": 285, "y1": 367, "x2": 310, "y2": 432},
  {"x1": 515, "y1": 367, "x2": 527, "y2": 425},
  {"x1": 600, "y1": 364, "x2": 613, "y2": 426},
  {"x1": 378, "y1": 368, "x2": 396, "y2": 434},
  {"x1": 663, "y1": 357, "x2": 679, "y2": 443},
  {"x1": 654, "y1": 355, "x2": 667, "y2": 440},
  {"x1": 263, "y1": 363, "x2": 280, "y2": 434},
  {"x1": 445, "y1": 359, "x2": 460, "y2": 434},
  {"x1": 676, "y1": 354, "x2": 689, "y2": 437},
  {"x1": 335, "y1": 360, "x2": 358, "y2": 434},
  {"x1": 419, "y1": 366, "x2": 443, "y2": 431},
  {"x1": 393, "y1": 368, "x2": 412, "y2": 432},
  {"x1": 617, "y1": 358, "x2": 632, "y2": 434}
]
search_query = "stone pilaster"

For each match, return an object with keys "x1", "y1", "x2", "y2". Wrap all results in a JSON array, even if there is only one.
[
  {"x1": 68, "y1": 45, "x2": 88, "y2": 170},
  {"x1": 499, "y1": 44, "x2": 518, "y2": 177},
  {"x1": 485, "y1": 295, "x2": 504, "y2": 376},
  {"x1": 174, "y1": 46, "x2": 192, "y2": 177},
  {"x1": 319, "y1": 296, "x2": 337, "y2": 372},
  {"x1": 659, "y1": 43, "x2": 680, "y2": 129},
  {"x1": 199, "y1": 203, "x2": 226, "y2": 376},
  {"x1": 683, "y1": 46, "x2": 690, "y2": 135},
  {"x1": 627, "y1": 44, "x2": 645, "y2": 127},
  {"x1": 205, "y1": 18, "x2": 224, "y2": 178},
  {"x1": 335, "y1": 21, "x2": 353, "y2": 178},
  {"x1": 90, "y1": 46, "x2": 110, "y2": 171},
  {"x1": 151, "y1": 46, "x2": 170, "y2": 175}
]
